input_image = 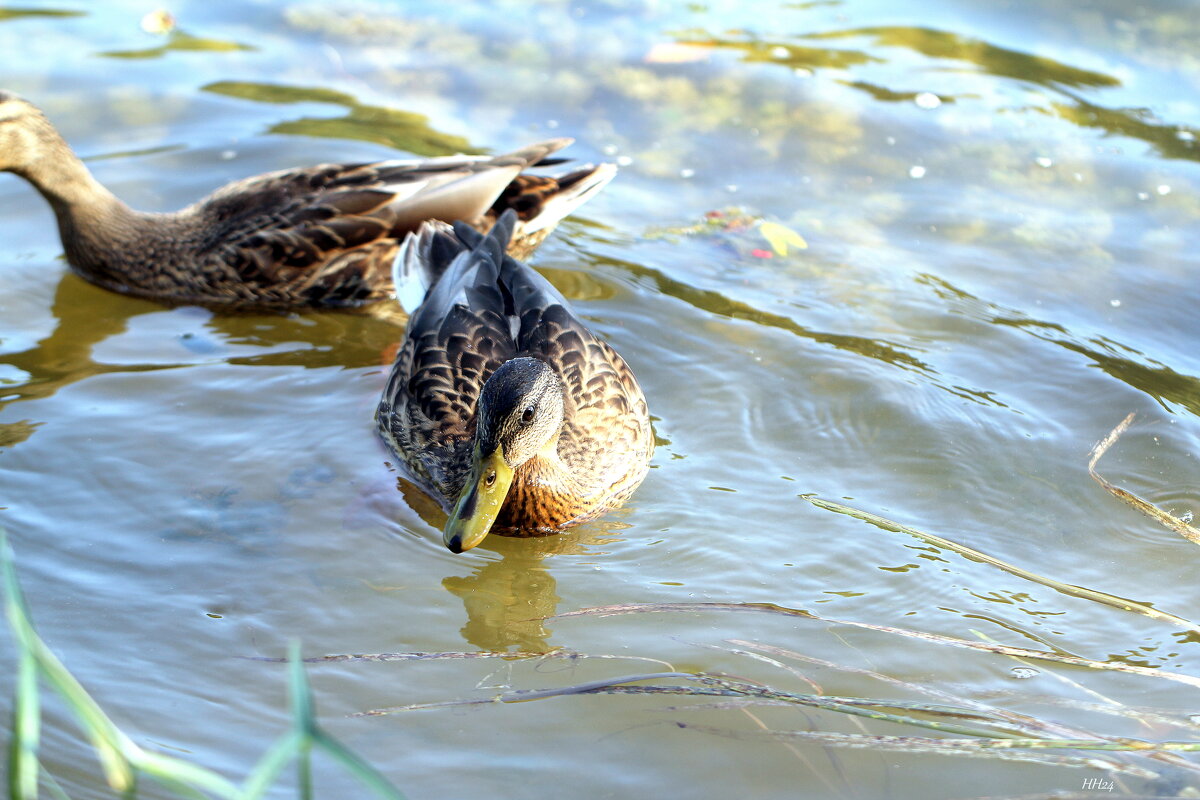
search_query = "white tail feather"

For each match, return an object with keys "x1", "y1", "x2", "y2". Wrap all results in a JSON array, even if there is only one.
[
  {"x1": 393, "y1": 220, "x2": 454, "y2": 314},
  {"x1": 519, "y1": 162, "x2": 617, "y2": 236},
  {"x1": 386, "y1": 165, "x2": 522, "y2": 232}
]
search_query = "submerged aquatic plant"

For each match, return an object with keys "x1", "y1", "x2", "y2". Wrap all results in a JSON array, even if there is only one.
[
  {"x1": 1088, "y1": 412, "x2": 1200, "y2": 546},
  {"x1": 644, "y1": 208, "x2": 808, "y2": 260},
  {"x1": 327, "y1": 596, "x2": 1200, "y2": 793}
]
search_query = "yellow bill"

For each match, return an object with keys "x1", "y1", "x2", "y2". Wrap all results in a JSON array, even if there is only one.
[{"x1": 443, "y1": 446, "x2": 515, "y2": 553}]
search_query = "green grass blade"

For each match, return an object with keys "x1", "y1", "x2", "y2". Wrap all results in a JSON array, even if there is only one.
[
  {"x1": 240, "y1": 644, "x2": 317, "y2": 800},
  {"x1": 3, "y1": 532, "x2": 239, "y2": 800},
  {"x1": 1, "y1": 532, "x2": 135, "y2": 793},
  {"x1": 287, "y1": 641, "x2": 316, "y2": 800},
  {"x1": 39, "y1": 769, "x2": 71, "y2": 800},
  {"x1": 4, "y1": 546, "x2": 401, "y2": 800},
  {"x1": 310, "y1": 732, "x2": 406, "y2": 800},
  {"x1": 284, "y1": 642, "x2": 407, "y2": 800},
  {"x1": 286, "y1": 642, "x2": 316, "y2": 737},
  {"x1": 135, "y1": 750, "x2": 242, "y2": 800},
  {"x1": 4, "y1": 528, "x2": 40, "y2": 800},
  {"x1": 239, "y1": 732, "x2": 303, "y2": 800},
  {"x1": 8, "y1": 646, "x2": 40, "y2": 800},
  {"x1": 297, "y1": 744, "x2": 312, "y2": 800}
]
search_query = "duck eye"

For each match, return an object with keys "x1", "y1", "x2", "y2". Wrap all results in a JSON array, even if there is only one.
[
  {"x1": 485, "y1": 470, "x2": 496, "y2": 487},
  {"x1": 521, "y1": 407, "x2": 535, "y2": 424}
]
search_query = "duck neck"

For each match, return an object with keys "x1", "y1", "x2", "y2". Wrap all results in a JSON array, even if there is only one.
[
  {"x1": 14, "y1": 127, "x2": 146, "y2": 277},
  {"x1": 504, "y1": 429, "x2": 595, "y2": 529}
]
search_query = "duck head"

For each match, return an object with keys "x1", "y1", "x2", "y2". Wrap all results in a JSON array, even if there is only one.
[
  {"x1": 444, "y1": 357, "x2": 565, "y2": 553},
  {"x1": 0, "y1": 91, "x2": 56, "y2": 177}
]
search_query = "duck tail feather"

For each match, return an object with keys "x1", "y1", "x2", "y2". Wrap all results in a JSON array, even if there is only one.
[
  {"x1": 393, "y1": 220, "x2": 458, "y2": 314},
  {"x1": 450, "y1": 219, "x2": 486, "y2": 249},
  {"x1": 519, "y1": 163, "x2": 616, "y2": 236}
]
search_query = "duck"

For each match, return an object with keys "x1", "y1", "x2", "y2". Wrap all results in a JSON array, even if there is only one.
[
  {"x1": 0, "y1": 90, "x2": 615, "y2": 310},
  {"x1": 376, "y1": 210, "x2": 653, "y2": 552}
]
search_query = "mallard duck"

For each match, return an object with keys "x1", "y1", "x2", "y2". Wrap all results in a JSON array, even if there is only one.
[
  {"x1": 0, "y1": 90, "x2": 614, "y2": 310},
  {"x1": 377, "y1": 210, "x2": 653, "y2": 552}
]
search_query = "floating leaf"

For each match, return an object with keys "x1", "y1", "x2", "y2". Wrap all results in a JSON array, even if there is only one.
[
  {"x1": 759, "y1": 221, "x2": 808, "y2": 256},
  {"x1": 645, "y1": 207, "x2": 762, "y2": 240}
]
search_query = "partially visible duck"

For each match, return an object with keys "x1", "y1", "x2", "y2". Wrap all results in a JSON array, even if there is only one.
[{"x1": 0, "y1": 90, "x2": 614, "y2": 310}]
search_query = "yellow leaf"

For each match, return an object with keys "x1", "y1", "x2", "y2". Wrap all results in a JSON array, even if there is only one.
[{"x1": 759, "y1": 222, "x2": 808, "y2": 256}]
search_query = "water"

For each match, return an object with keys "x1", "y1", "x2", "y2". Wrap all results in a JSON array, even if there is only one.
[{"x1": 2, "y1": 1, "x2": 1200, "y2": 797}]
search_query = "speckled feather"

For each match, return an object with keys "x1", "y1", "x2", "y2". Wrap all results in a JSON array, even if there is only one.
[{"x1": 376, "y1": 213, "x2": 653, "y2": 535}]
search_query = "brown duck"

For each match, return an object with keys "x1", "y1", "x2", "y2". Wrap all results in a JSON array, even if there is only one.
[
  {"x1": 0, "y1": 90, "x2": 614, "y2": 310},
  {"x1": 377, "y1": 210, "x2": 653, "y2": 552}
]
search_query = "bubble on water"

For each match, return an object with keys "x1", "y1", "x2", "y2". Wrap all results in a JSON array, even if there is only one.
[
  {"x1": 771, "y1": 45, "x2": 790, "y2": 59},
  {"x1": 679, "y1": 168, "x2": 695, "y2": 178},
  {"x1": 616, "y1": 155, "x2": 633, "y2": 167},
  {"x1": 1180, "y1": 510, "x2": 1194, "y2": 524},
  {"x1": 1157, "y1": 184, "x2": 1172, "y2": 195},
  {"x1": 1177, "y1": 130, "x2": 1195, "y2": 142},
  {"x1": 1110, "y1": 299, "x2": 1122, "y2": 307},
  {"x1": 1010, "y1": 667, "x2": 1039, "y2": 680},
  {"x1": 1137, "y1": 192, "x2": 1150, "y2": 201},
  {"x1": 914, "y1": 92, "x2": 941, "y2": 109},
  {"x1": 1035, "y1": 156, "x2": 1053, "y2": 168},
  {"x1": 909, "y1": 165, "x2": 927, "y2": 179}
]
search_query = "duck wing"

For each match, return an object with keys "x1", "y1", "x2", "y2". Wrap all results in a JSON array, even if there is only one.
[
  {"x1": 190, "y1": 141, "x2": 574, "y2": 308},
  {"x1": 497, "y1": 247, "x2": 651, "y2": 483},
  {"x1": 377, "y1": 213, "x2": 524, "y2": 503},
  {"x1": 382, "y1": 211, "x2": 650, "y2": 501}
]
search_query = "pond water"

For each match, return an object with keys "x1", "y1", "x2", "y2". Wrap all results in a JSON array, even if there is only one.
[{"x1": 2, "y1": 1, "x2": 1200, "y2": 797}]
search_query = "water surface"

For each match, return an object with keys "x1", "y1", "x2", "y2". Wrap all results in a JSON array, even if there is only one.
[{"x1": 2, "y1": 1, "x2": 1200, "y2": 797}]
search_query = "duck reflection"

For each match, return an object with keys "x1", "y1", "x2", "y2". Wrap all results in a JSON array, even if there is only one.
[
  {"x1": 442, "y1": 547, "x2": 560, "y2": 652},
  {"x1": 443, "y1": 529, "x2": 631, "y2": 652},
  {"x1": 2, "y1": 226, "x2": 622, "y2": 419},
  {"x1": 0, "y1": 269, "x2": 406, "y2": 417},
  {"x1": 395, "y1": 475, "x2": 625, "y2": 652},
  {"x1": 2, "y1": 271, "x2": 162, "y2": 411}
]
